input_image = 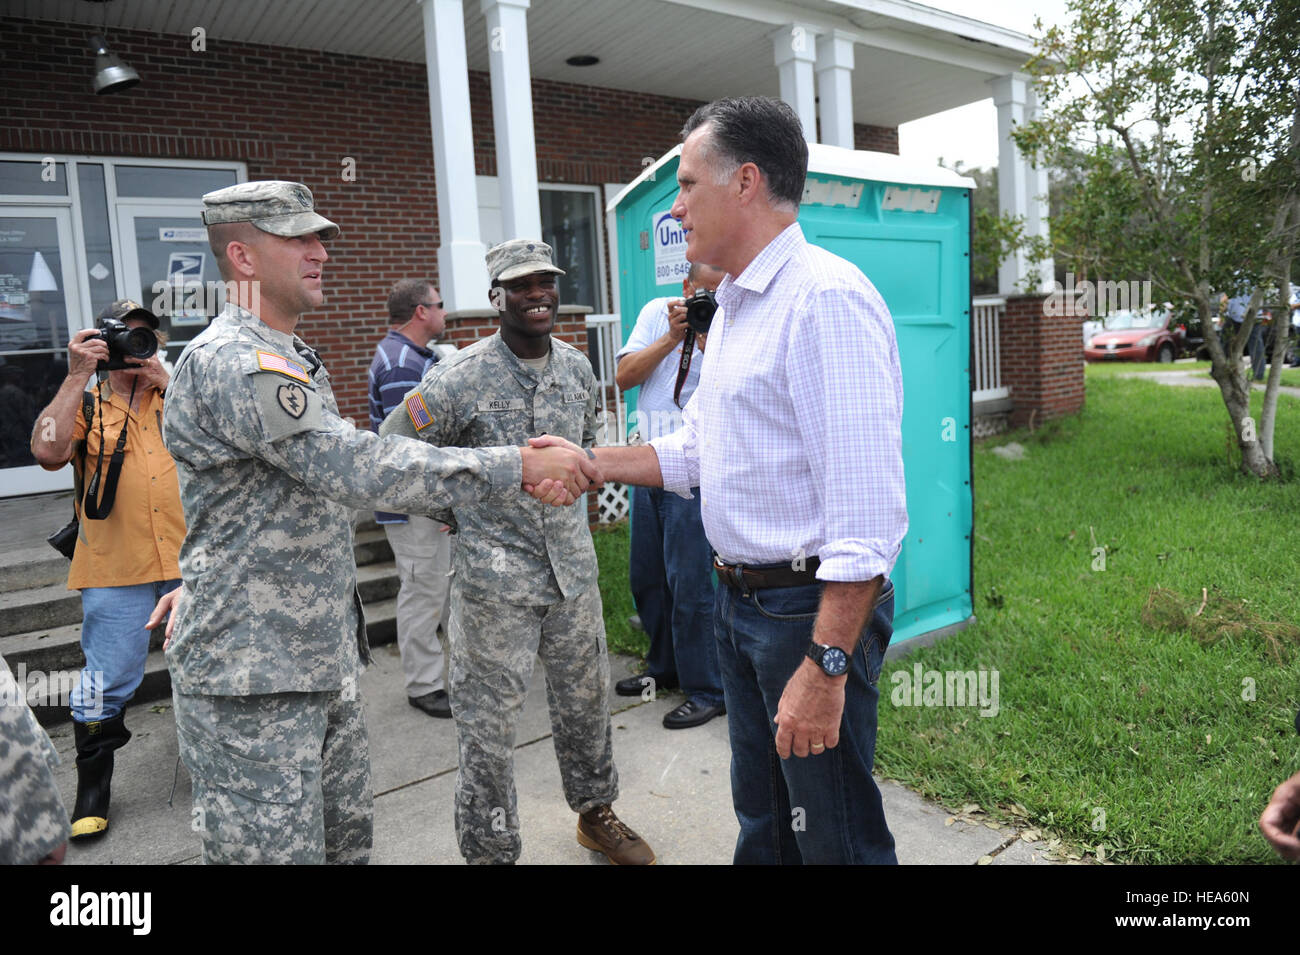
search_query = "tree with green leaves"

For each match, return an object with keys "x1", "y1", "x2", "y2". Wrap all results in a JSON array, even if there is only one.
[{"x1": 1014, "y1": 0, "x2": 1299, "y2": 478}]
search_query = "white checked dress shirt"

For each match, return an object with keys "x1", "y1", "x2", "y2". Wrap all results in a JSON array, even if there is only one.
[{"x1": 650, "y1": 222, "x2": 907, "y2": 582}]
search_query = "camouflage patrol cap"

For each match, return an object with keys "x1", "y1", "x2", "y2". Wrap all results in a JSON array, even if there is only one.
[
  {"x1": 201, "y1": 180, "x2": 340, "y2": 240},
  {"x1": 486, "y1": 239, "x2": 566, "y2": 284}
]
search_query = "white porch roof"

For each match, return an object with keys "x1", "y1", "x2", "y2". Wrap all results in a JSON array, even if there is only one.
[{"x1": 11, "y1": 0, "x2": 1035, "y2": 127}]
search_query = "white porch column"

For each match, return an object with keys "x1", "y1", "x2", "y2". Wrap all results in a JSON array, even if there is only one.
[
  {"x1": 991, "y1": 71, "x2": 1052, "y2": 294},
  {"x1": 482, "y1": 0, "x2": 542, "y2": 241},
  {"x1": 1025, "y1": 82, "x2": 1055, "y2": 291},
  {"x1": 770, "y1": 24, "x2": 820, "y2": 141},
  {"x1": 815, "y1": 30, "x2": 855, "y2": 149},
  {"x1": 419, "y1": 0, "x2": 489, "y2": 311}
]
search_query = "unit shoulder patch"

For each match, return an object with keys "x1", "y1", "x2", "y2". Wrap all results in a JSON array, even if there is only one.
[{"x1": 250, "y1": 371, "x2": 323, "y2": 442}]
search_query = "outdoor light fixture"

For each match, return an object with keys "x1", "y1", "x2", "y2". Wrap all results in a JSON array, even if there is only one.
[
  {"x1": 565, "y1": 55, "x2": 600, "y2": 67},
  {"x1": 90, "y1": 33, "x2": 140, "y2": 95}
]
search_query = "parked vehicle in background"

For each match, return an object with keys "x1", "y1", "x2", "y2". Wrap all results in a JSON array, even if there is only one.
[{"x1": 1084, "y1": 308, "x2": 1186, "y2": 363}]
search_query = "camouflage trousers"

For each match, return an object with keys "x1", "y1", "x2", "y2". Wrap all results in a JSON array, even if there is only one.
[
  {"x1": 173, "y1": 684, "x2": 373, "y2": 865},
  {"x1": 449, "y1": 585, "x2": 618, "y2": 864}
]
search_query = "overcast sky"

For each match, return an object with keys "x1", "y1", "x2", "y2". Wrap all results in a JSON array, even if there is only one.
[{"x1": 897, "y1": 0, "x2": 1072, "y2": 171}]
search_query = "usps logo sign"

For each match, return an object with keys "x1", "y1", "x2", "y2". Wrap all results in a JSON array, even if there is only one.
[
  {"x1": 652, "y1": 210, "x2": 689, "y2": 285},
  {"x1": 165, "y1": 252, "x2": 207, "y2": 325}
]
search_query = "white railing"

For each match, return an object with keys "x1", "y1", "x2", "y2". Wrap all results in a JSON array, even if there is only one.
[
  {"x1": 972, "y1": 296, "x2": 1010, "y2": 403},
  {"x1": 585, "y1": 313, "x2": 629, "y2": 522}
]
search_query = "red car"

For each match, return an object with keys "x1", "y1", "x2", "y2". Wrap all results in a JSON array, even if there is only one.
[{"x1": 1084, "y1": 309, "x2": 1185, "y2": 363}]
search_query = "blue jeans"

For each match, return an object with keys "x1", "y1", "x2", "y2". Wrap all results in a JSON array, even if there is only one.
[
  {"x1": 715, "y1": 576, "x2": 896, "y2": 864},
  {"x1": 74, "y1": 578, "x2": 180, "y2": 722},
  {"x1": 629, "y1": 486, "x2": 723, "y2": 708}
]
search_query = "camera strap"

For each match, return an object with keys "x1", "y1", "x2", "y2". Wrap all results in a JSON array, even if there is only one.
[
  {"x1": 673, "y1": 330, "x2": 697, "y2": 408},
  {"x1": 83, "y1": 377, "x2": 135, "y2": 521}
]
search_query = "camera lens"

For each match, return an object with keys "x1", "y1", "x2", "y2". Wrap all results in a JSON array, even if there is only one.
[
  {"x1": 119, "y1": 326, "x2": 157, "y2": 360},
  {"x1": 684, "y1": 289, "x2": 717, "y2": 336}
]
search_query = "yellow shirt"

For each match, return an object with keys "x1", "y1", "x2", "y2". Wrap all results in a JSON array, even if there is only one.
[{"x1": 42, "y1": 383, "x2": 185, "y2": 591}]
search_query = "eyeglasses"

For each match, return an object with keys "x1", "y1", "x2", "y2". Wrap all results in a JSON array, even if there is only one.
[{"x1": 418, "y1": 301, "x2": 444, "y2": 310}]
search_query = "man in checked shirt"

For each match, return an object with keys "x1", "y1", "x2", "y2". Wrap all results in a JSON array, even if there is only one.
[{"x1": 532, "y1": 96, "x2": 907, "y2": 864}]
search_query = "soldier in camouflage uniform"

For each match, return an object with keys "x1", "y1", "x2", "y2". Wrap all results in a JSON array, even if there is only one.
[
  {"x1": 0, "y1": 652, "x2": 69, "y2": 865},
  {"x1": 382, "y1": 240, "x2": 655, "y2": 865},
  {"x1": 160, "y1": 183, "x2": 599, "y2": 865}
]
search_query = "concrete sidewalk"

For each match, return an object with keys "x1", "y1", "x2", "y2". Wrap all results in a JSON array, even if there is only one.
[{"x1": 46, "y1": 645, "x2": 1060, "y2": 865}]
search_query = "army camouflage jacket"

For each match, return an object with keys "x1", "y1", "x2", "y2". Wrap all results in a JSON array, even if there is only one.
[
  {"x1": 163, "y1": 304, "x2": 523, "y2": 695},
  {"x1": 382, "y1": 330, "x2": 598, "y2": 605},
  {"x1": 0, "y1": 654, "x2": 68, "y2": 864}
]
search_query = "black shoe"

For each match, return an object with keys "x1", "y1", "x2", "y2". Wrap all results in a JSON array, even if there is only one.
[
  {"x1": 408, "y1": 690, "x2": 452, "y2": 719},
  {"x1": 662, "y1": 699, "x2": 726, "y2": 729},
  {"x1": 70, "y1": 712, "x2": 131, "y2": 840},
  {"x1": 615, "y1": 674, "x2": 676, "y2": 697}
]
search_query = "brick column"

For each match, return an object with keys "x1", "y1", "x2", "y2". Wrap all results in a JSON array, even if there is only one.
[{"x1": 998, "y1": 293, "x2": 1085, "y2": 428}]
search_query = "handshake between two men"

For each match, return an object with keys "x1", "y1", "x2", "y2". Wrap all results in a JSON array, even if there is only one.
[{"x1": 518, "y1": 435, "x2": 604, "y2": 505}]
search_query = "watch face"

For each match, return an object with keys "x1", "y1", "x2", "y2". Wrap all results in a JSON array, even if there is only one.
[{"x1": 821, "y1": 647, "x2": 849, "y2": 676}]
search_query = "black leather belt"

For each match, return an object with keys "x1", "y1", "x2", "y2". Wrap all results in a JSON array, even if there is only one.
[{"x1": 713, "y1": 556, "x2": 821, "y2": 591}]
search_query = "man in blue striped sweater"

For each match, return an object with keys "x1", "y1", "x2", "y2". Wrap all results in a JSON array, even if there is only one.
[{"x1": 368, "y1": 279, "x2": 454, "y2": 718}]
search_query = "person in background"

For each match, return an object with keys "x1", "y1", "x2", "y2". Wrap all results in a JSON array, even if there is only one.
[
  {"x1": 29, "y1": 299, "x2": 181, "y2": 843},
  {"x1": 613, "y1": 262, "x2": 726, "y2": 729},
  {"x1": 368, "y1": 279, "x2": 454, "y2": 719}
]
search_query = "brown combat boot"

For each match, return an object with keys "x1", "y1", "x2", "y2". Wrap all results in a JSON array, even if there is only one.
[{"x1": 577, "y1": 804, "x2": 656, "y2": 865}]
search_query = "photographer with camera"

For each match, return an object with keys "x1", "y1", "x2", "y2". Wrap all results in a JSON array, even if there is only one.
[
  {"x1": 29, "y1": 299, "x2": 182, "y2": 843},
  {"x1": 613, "y1": 262, "x2": 726, "y2": 729}
]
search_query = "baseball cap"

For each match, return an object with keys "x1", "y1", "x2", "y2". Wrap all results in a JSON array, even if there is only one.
[{"x1": 96, "y1": 298, "x2": 159, "y2": 330}]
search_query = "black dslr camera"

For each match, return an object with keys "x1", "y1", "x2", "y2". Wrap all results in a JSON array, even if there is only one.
[
  {"x1": 683, "y1": 288, "x2": 718, "y2": 335},
  {"x1": 94, "y1": 317, "x2": 157, "y2": 371}
]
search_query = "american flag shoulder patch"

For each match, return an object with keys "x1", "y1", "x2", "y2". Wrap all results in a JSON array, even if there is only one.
[
  {"x1": 405, "y1": 392, "x2": 433, "y2": 431},
  {"x1": 255, "y1": 351, "x2": 310, "y2": 383}
]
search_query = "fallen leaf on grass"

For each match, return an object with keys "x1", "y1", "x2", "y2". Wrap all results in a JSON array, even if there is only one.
[{"x1": 959, "y1": 803, "x2": 982, "y2": 814}]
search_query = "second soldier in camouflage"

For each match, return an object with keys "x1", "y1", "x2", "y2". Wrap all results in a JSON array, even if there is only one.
[{"x1": 382, "y1": 240, "x2": 655, "y2": 865}]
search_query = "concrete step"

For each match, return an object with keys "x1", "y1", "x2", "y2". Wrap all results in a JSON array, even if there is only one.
[
  {"x1": 0, "y1": 581, "x2": 81, "y2": 638},
  {"x1": 0, "y1": 621, "x2": 87, "y2": 674},
  {"x1": 356, "y1": 561, "x2": 399, "y2": 605},
  {"x1": 353, "y1": 528, "x2": 394, "y2": 569},
  {"x1": 0, "y1": 543, "x2": 70, "y2": 592}
]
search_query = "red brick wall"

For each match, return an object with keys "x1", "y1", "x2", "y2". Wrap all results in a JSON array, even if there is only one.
[
  {"x1": 998, "y1": 293, "x2": 1086, "y2": 427},
  {"x1": 854, "y1": 123, "x2": 900, "y2": 154},
  {"x1": 2, "y1": 17, "x2": 899, "y2": 420}
]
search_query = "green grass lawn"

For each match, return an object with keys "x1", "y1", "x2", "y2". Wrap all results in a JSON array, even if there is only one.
[
  {"x1": 593, "y1": 520, "x2": 647, "y2": 659},
  {"x1": 592, "y1": 370, "x2": 1298, "y2": 863},
  {"x1": 1084, "y1": 358, "x2": 1213, "y2": 377},
  {"x1": 875, "y1": 368, "x2": 1300, "y2": 863}
]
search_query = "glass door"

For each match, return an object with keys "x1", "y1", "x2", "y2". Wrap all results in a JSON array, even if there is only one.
[
  {"x1": 0, "y1": 207, "x2": 81, "y2": 495},
  {"x1": 115, "y1": 202, "x2": 222, "y2": 367}
]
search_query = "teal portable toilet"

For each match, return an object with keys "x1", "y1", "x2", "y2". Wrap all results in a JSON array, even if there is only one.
[{"x1": 607, "y1": 143, "x2": 975, "y2": 648}]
